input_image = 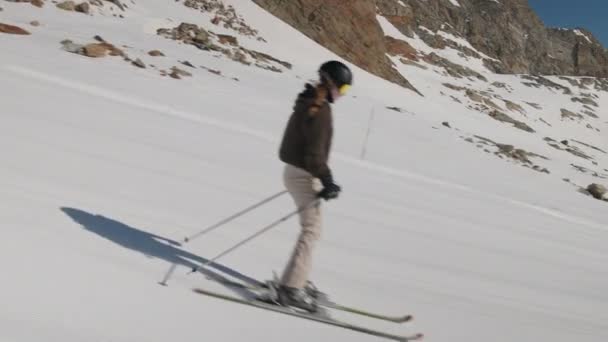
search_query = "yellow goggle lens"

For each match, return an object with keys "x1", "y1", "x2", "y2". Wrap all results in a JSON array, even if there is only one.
[{"x1": 339, "y1": 84, "x2": 351, "y2": 96}]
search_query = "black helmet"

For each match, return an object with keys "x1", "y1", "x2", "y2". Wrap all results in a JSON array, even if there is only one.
[{"x1": 319, "y1": 60, "x2": 353, "y2": 87}]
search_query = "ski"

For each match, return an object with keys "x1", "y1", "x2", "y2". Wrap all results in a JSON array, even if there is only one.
[
  {"x1": 193, "y1": 288, "x2": 423, "y2": 342},
  {"x1": 205, "y1": 275, "x2": 413, "y2": 324}
]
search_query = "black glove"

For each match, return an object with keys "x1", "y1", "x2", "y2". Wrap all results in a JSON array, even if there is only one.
[{"x1": 318, "y1": 175, "x2": 341, "y2": 200}]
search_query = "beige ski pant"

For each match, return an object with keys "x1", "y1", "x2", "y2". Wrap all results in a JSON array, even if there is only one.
[{"x1": 280, "y1": 164, "x2": 322, "y2": 289}]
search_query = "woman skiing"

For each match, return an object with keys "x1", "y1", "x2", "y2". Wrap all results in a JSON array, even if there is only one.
[{"x1": 276, "y1": 60, "x2": 353, "y2": 312}]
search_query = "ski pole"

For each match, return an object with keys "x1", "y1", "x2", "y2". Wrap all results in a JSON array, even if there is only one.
[
  {"x1": 190, "y1": 198, "x2": 321, "y2": 275},
  {"x1": 183, "y1": 190, "x2": 288, "y2": 243}
]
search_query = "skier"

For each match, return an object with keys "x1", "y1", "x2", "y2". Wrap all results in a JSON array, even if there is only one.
[{"x1": 275, "y1": 60, "x2": 353, "y2": 312}]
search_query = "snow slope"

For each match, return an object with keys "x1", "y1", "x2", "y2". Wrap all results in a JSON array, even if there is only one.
[{"x1": 1, "y1": 1, "x2": 607, "y2": 342}]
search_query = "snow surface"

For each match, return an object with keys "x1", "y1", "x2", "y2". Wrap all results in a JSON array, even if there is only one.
[{"x1": 1, "y1": 1, "x2": 608, "y2": 342}]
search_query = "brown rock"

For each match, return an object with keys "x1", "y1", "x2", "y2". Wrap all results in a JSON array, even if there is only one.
[
  {"x1": 170, "y1": 66, "x2": 192, "y2": 79},
  {"x1": 56, "y1": 1, "x2": 76, "y2": 11},
  {"x1": 257, "y1": 0, "x2": 608, "y2": 87},
  {"x1": 587, "y1": 184, "x2": 606, "y2": 200},
  {"x1": 465, "y1": 89, "x2": 484, "y2": 103},
  {"x1": 0, "y1": 23, "x2": 31, "y2": 35},
  {"x1": 218, "y1": 34, "x2": 238, "y2": 46},
  {"x1": 75, "y1": 2, "x2": 90, "y2": 14},
  {"x1": 31, "y1": 0, "x2": 44, "y2": 8},
  {"x1": 148, "y1": 50, "x2": 165, "y2": 57},
  {"x1": 83, "y1": 43, "x2": 108, "y2": 57},
  {"x1": 253, "y1": 0, "x2": 419, "y2": 94},
  {"x1": 385, "y1": 36, "x2": 418, "y2": 60}
]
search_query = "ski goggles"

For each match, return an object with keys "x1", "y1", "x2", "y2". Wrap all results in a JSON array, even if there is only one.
[{"x1": 339, "y1": 84, "x2": 351, "y2": 96}]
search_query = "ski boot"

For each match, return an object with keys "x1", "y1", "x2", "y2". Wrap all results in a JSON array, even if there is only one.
[{"x1": 277, "y1": 285, "x2": 318, "y2": 313}]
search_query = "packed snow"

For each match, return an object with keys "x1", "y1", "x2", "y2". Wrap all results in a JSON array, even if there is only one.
[{"x1": 1, "y1": 1, "x2": 607, "y2": 342}]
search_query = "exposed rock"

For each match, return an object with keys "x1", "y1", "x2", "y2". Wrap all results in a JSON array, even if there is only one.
[
  {"x1": 245, "y1": 50, "x2": 292, "y2": 69},
  {"x1": 0, "y1": 23, "x2": 31, "y2": 35},
  {"x1": 488, "y1": 110, "x2": 535, "y2": 133},
  {"x1": 30, "y1": 21, "x2": 41, "y2": 27},
  {"x1": 61, "y1": 39, "x2": 84, "y2": 53},
  {"x1": 525, "y1": 102, "x2": 542, "y2": 110},
  {"x1": 105, "y1": 0, "x2": 125, "y2": 11},
  {"x1": 182, "y1": 0, "x2": 259, "y2": 38},
  {"x1": 442, "y1": 121, "x2": 451, "y2": 128},
  {"x1": 587, "y1": 184, "x2": 607, "y2": 199},
  {"x1": 496, "y1": 144, "x2": 515, "y2": 154},
  {"x1": 201, "y1": 65, "x2": 222, "y2": 76},
  {"x1": 492, "y1": 82, "x2": 508, "y2": 90},
  {"x1": 545, "y1": 137, "x2": 594, "y2": 160},
  {"x1": 573, "y1": 165, "x2": 608, "y2": 179},
  {"x1": 465, "y1": 89, "x2": 484, "y2": 103},
  {"x1": 63, "y1": 38, "x2": 124, "y2": 58},
  {"x1": 56, "y1": 1, "x2": 76, "y2": 11},
  {"x1": 482, "y1": 97, "x2": 501, "y2": 110},
  {"x1": 465, "y1": 136, "x2": 548, "y2": 173},
  {"x1": 83, "y1": 43, "x2": 110, "y2": 57},
  {"x1": 560, "y1": 108, "x2": 583, "y2": 120},
  {"x1": 158, "y1": 22, "x2": 291, "y2": 72},
  {"x1": 75, "y1": 2, "x2": 90, "y2": 14},
  {"x1": 31, "y1": 0, "x2": 44, "y2": 7},
  {"x1": 423, "y1": 53, "x2": 487, "y2": 81},
  {"x1": 503, "y1": 100, "x2": 525, "y2": 114},
  {"x1": 148, "y1": 50, "x2": 165, "y2": 57},
  {"x1": 442, "y1": 83, "x2": 466, "y2": 92},
  {"x1": 180, "y1": 60, "x2": 195, "y2": 68},
  {"x1": 582, "y1": 109, "x2": 598, "y2": 118},
  {"x1": 253, "y1": 0, "x2": 420, "y2": 94},
  {"x1": 571, "y1": 96, "x2": 598, "y2": 107},
  {"x1": 170, "y1": 66, "x2": 192, "y2": 79},
  {"x1": 520, "y1": 75, "x2": 572, "y2": 94},
  {"x1": 217, "y1": 34, "x2": 238, "y2": 46},
  {"x1": 385, "y1": 36, "x2": 418, "y2": 61},
  {"x1": 539, "y1": 118, "x2": 552, "y2": 127},
  {"x1": 572, "y1": 139, "x2": 607, "y2": 154},
  {"x1": 131, "y1": 58, "x2": 146, "y2": 68}
]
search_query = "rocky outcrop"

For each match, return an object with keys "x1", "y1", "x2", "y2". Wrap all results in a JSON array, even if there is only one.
[
  {"x1": 61, "y1": 37, "x2": 124, "y2": 57},
  {"x1": 0, "y1": 23, "x2": 30, "y2": 35},
  {"x1": 157, "y1": 23, "x2": 291, "y2": 73},
  {"x1": 181, "y1": 0, "x2": 261, "y2": 38},
  {"x1": 587, "y1": 183, "x2": 607, "y2": 200},
  {"x1": 463, "y1": 135, "x2": 549, "y2": 174},
  {"x1": 377, "y1": 0, "x2": 608, "y2": 77},
  {"x1": 252, "y1": 0, "x2": 608, "y2": 87},
  {"x1": 252, "y1": 0, "x2": 420, "y2": 94}
]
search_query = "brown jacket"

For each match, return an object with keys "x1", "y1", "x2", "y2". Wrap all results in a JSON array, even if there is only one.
[{"x1": 279, "y1": 84, "x2": 333, "y2": 179}]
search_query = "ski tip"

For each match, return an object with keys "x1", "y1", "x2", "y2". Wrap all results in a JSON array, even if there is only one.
[
  {"x1": 396, "y1": 314, "x2": 413, "y2": 323},
  {"x1": 402, "y1": 333, "x2": 424, "y2": 341}
]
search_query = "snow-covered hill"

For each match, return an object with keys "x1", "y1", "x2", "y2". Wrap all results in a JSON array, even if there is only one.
[{"x1": 1, "y1": 1, "x2": 607, "y2": 342}]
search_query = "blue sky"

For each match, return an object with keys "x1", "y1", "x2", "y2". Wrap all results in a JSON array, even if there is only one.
[{"x1": 528, "y1": 0, "x2": 608, "y2": 46}]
